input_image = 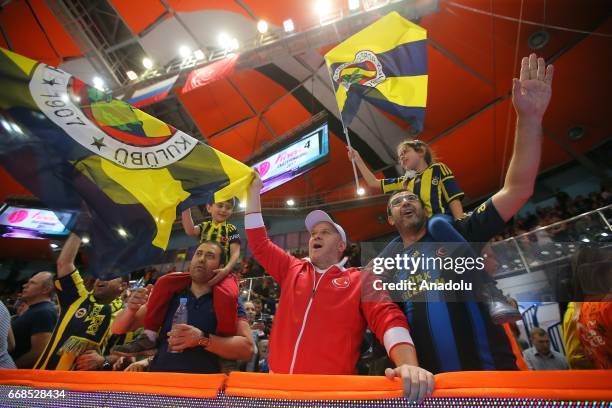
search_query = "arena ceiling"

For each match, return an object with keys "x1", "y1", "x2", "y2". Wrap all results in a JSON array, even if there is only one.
[{"x1": 0, "y1": 0, "x2": 610, "y2": 242}]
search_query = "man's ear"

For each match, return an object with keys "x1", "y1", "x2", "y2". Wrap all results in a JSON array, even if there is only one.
[
  {"x1": 387, "y1": 215, "x2": 396, "y2": 226},
  {"x1": 338, "y1": 240, "x2": 347, "y2": 254}
]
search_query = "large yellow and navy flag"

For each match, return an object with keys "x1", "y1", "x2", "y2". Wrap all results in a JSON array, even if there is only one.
[
  {"x1": 0, "y1": 47, "x2": 253, "y2": 278},
  {"x1": 324, "y1": 11, "x2": 427, "y2": 131}
]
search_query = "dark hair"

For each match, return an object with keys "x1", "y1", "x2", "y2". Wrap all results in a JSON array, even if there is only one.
[
  {"x1": 397, "y1": 139, "x2": 435, "y2": 166},
  {"x1": 198, "y1": 240, "x2": 227, "y2": 266}
]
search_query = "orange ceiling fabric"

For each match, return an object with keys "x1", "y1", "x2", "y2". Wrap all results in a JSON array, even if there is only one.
[
  {"x1": 0, "y1": 1, "x2": 58, "y2": 66},
  {"x1": 334, "y1": 203, "x2": 394, "y2": 242},
  {"x1": 29, "y1": 0, "x2": 81, "y2": 58},
  {"x1": 108, "y1": 0, "x2": 167, "y2": 34}
]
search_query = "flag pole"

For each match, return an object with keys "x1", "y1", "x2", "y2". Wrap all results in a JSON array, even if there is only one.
[{"x1": 342, "y1": 123, "x2": 361, "y2": 193}]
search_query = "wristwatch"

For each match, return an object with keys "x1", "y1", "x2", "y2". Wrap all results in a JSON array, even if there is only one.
[
  {"x1": 198, "y1": 332, "x2": 211, "y2": 349},
  {"x1": 101, "y1": 357, "x2": 112, "y2": 371}
]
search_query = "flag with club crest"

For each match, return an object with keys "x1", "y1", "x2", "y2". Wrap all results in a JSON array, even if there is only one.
[
  {"x1": 0, "y1": 47, "x2": 253, "y2": 278},
  {"x1": 324, "y1": 11, "x2": 428, "y2": 132}
]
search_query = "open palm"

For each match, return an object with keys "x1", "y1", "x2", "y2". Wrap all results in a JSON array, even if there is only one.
[{"x1": 512, "y1": 54, "x2": 554, "y2": 119}]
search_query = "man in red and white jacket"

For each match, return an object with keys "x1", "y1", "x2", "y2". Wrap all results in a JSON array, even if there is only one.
[{"x1": 245, "y1": 173, "x2": 433, "y2": 401}]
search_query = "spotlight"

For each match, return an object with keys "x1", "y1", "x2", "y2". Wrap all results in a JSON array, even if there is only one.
[
  {"x1": 348, "y1": 0, "x2": 360, "y2": 10},
  {"x1": 82, "y1": 236, "x2": 90, "y2": 244},
  {"x1": 567, "y1": 125, "x2": 586, "y2": 141},
  {"x1": 283, "y1": 19, "x2": 295, "y2": 32},
  {"x1": 602, "y1": 232, "x2": 609, "y2": 237},
  {"x1": 357, "y1": 188, "x2": 365, "y2": 196},
  {"x1": 528, "y1": 30, "x2": 550, "y2": 50},
  {"x1": 92, "y1": 76, "x2": 105, "y2": 90},
  {"x1": 581, "y1": 238, "x2": 590, "y2": 243},
  {"x1": 218, "y1": 33, "x2": 232, "y2": 49},
  {"x1": 315, "y1": 0, "x2": 332, "y2": 17},
  {"x1": 257, "y1": 20, "x2": 269, "y2": 34},
  {"x1": 286, "y1": 199, "x2": 295, "y2": 206},
  {"x1": 142, "y1": 57, "x2": 153, "y2": 69},
  {"x1": 178, "y1": 45, "x2": 191, "y2": 58},
  {"x1": 194, "y1": 49, "x2": 205, "y2": 60},
  {"x1": 118, "y1": 228, "x2": 128, "y2": 237},
  {"x1": 50, "y1": 243, "x2": 58, "y2": 249},
  {"x1": 126, "y1": 70, "x2": 138, "y2": 80}
]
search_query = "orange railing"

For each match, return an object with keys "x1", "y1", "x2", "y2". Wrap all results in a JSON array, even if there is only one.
[{"x1": 1, "y1": 370, "x2": 610, "y2": 404}]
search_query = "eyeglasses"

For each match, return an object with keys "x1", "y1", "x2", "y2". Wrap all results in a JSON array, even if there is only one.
[{"x1": 389, "y1": 194, "x2": 419, "y2": 208}]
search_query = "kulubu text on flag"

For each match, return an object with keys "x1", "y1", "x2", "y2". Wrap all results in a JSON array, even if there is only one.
[{"x1": 0, "y1": 48, "x2": 253, "y2": 278}]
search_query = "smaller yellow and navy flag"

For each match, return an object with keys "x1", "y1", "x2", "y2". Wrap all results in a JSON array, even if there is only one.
[
  {"x1": 0, "y1": 47, "x2": 253, "y2": 278},
  {"x1": 324, "y1": 11, "x2": 428, "y2": 132}
]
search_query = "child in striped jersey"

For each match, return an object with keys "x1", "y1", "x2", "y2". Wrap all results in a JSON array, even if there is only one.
[
  {"x1": 348, "y1": 139, "x2": 464, "y2": 219},
  {"x1": 349, "y1": 141, "x2": 520, "y2": 324},
  {"x1": 112, "y1": 199, "x2": 241, "y2": 357}
]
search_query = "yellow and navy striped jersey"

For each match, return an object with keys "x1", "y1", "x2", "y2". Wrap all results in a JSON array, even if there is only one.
[
  {"x1": 34, "y1": 270, "x2": 123, "y2": 370},
  {"x1": 381, "y1": 162, "x2": 464, "y2": 217},
  {"x1": 197, "y1": 220, "x2": 241, "y2": 260}
]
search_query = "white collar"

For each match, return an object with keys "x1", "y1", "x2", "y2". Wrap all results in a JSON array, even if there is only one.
[{"x1": 304, "y1": 257, "x2": 348, "y2": 273}]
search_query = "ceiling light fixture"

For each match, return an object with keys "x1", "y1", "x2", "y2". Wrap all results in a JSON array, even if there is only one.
[
  {"x1": 283, "y1": 19, "x2": 295, "y2": 32},
  {"x1": 142, "y1": 57, "x2": 153, "y2": 69},
  {"x1": 178, "y1": 45, "x2": 191, "y2": 58},
  {"x1": 315, "y1": 0, "x2": 332, "y2": 18},
  {"x1": 257, "y1": 20, "x2": 269, "y2": 34},
  {"x1": 528, "y1": 30, "x2": 550, "y2": 50},
  {"x1": 92, "y1": 76, "x2": 105, "y2": 91},
  {"x1": 194, "y1": 49, "x2": 205, "y2": 60},
  {"x1": 126, "y1": 70, "x2": 138, "y2": 80},
  {"x1": 567, "y1": 125, "x2": 586, "y2": 141}
]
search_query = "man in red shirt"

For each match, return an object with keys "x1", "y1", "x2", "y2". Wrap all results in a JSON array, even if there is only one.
[{"x1": 244, "y1": 173, "x2": 433, "y2": 402}]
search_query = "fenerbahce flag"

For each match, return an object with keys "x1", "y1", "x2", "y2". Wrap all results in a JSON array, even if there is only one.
[
  {"x1": 324, "y1": 11, "x2": 427, "y2": 131},
  {"x1": 0, "y1": 48, "x2": 253, "y2": 278}
]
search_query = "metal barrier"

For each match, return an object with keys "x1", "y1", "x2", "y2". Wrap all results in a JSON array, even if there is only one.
[
  {"x1": 489, "y1": 204, "x2": 612, "y2": 278},
  {"x1": 547, "y1": 321, "x2": 566, "y2": 355},
  {"x1": 522, "y1": 304, "x2": 540, "y2": 346}
]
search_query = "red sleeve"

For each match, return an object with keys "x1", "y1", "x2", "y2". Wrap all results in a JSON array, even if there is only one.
[
  {"x1": 360, "y1": 270, "x2": 413, "y2": 353},
  {"x1": 245, "y1": 226, "x2": 301, "y2": 287},
  {"x1": 361, "y1": 300, "x2": 411, "y2": 345}
]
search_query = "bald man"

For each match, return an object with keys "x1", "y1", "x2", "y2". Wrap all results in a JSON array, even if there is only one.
[{"x1": 11, "y1": 272, "x2": 57, "y2": 368}]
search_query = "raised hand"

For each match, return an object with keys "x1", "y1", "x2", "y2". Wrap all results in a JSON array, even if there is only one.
[
  {"x1": 126, "y1": 284, "x2": 152, "y2": 312},
  {"x1": 347, "y1": 146, "x2": 362, "y2": 162},
  {"x1": 512, "y1": 53, "x2": 554, "y2": 121}
]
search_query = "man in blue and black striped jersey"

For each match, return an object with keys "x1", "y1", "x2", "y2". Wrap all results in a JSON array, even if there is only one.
[{"x1": 376, "y1": 53, "x2": 554, "y2": 373}]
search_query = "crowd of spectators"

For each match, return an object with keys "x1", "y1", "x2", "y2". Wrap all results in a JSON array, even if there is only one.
[
  {"x1": 493, "y1": 187, "x2": 611, "y2": 242},
  {"x1": 0, "y1": 185, "x2": 609, "y2": 375}
]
